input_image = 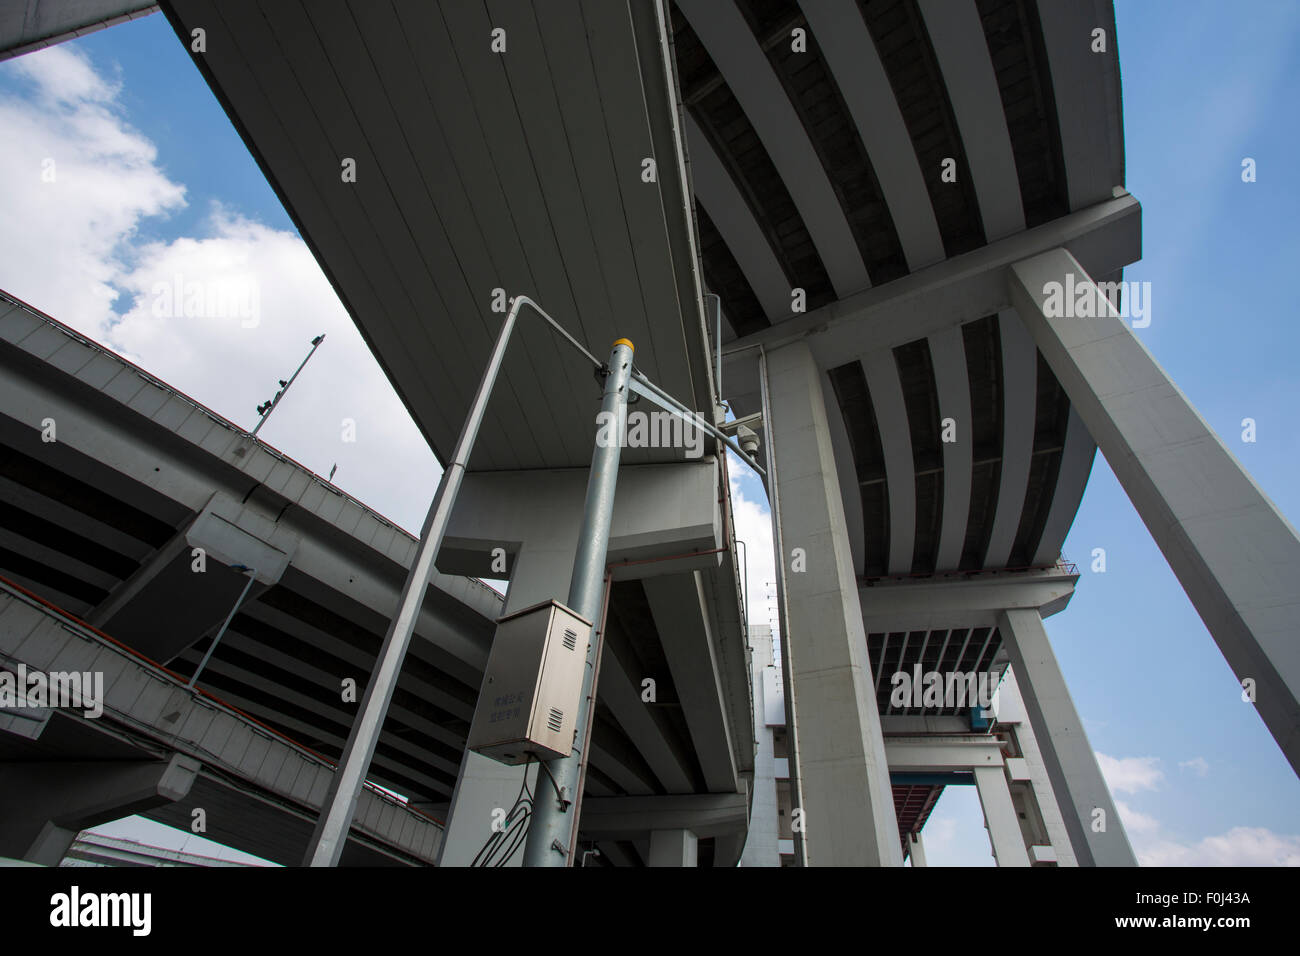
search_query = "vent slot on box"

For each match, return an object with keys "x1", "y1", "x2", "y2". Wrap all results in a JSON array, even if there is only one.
[
  {"x1": 562, "y1": 628, "x2": 578, "y2": 651},
  {"x1": 547, "y1": 707, "x2": 564, "y2": 732}
]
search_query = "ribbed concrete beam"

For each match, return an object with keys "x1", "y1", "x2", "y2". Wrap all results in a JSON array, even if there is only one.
[
  {"x1": 862, "y1": 349, "x2": 915, "y2": 575},
  {"x1": 984, "y1": 311, "x2": 1038, "y2": 568},
  {"x1": 917, "y1": 0, "x2": 1026, "y2": 242},
  {"x1": 1036, "y1": 0, "x2": 1126, "y2": 210},
  {"x1": 684, "y1": 111, "x2": 791, "y2": 321},
  {"x1": 800, "y1": 0, "x2": 945, "y2": 271},
  {"x1": 929, "y1": 326, "x2": 973, "y2": 572},
  {"x1": 679, "y1": 0, "x2": 870, "y2": 297},
  {"x1": 1033, "y1": 406, "x2": 1097, "y2": 566}
]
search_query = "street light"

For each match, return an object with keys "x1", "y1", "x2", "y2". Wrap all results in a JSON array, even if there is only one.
[{"x1": 251, "y1": 333, "x2": 326, "y2": 437}]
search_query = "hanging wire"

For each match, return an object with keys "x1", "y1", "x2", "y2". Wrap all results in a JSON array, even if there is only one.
[{"x1": 470, "y1": 762, "x2": 535, "y2": 867}]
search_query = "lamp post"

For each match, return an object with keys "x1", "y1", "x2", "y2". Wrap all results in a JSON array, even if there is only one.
[{"x1": 251, "y1": 333, "x2": 326, "y2": 437}]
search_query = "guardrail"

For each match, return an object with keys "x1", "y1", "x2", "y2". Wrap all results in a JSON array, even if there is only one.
[{"x1": 859, "y1": 558, "x2": 1079, "y2": 586}]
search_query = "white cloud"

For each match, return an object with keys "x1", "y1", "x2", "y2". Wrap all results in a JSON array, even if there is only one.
[
  {"x1": 1137, "y1": 827, "x2": 1300, "y2": 867},
  {"x1": 0, "y1": 44, "x2": 439, "y2": 536},
  {"x1": 0, "y1": 45, "x2": 185, "y2": 336},
  {"x1": 9, "y1": 41, "x2": 119, "y2": 105},
  {"x1": 922, "y1": 816, "x2": 958, "y2": 847},
  {"x1": 107, "y1": 205, "x2": 441, "y2": 531},
  {"x1": 1095, "y1": 752, "x2": 1165, "y2": 795},
  {"x1": 1114, "y1": 799, "x2": 1161, "y2": 835},
  {"x1": 1101, "y1": 757, "x2": 1298, "y2": 866},
  {"x1": 917, "y1": 788, "x2": 995, "y2": 867},
  {"x1": 728, "y1": 458, "x2": 777, "y2": 657}
]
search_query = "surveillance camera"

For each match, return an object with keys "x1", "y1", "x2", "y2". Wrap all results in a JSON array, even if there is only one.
[{"x1": 737, "y1": 424, "x2": 760, "y2": 456}]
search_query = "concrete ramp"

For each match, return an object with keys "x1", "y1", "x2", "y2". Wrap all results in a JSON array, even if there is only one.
[{"x1": 0, "y1": 577, "x2": 442, "y2": 866}]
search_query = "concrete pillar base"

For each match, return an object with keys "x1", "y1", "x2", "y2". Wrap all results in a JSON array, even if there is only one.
[
  {"x1": 974, "y1": 764, "x2": 1030, "y2": 867},
  {"x1": 0, "y1": 754, "x2": 199, "y2": 864},
  {"x1": 648, "y1": 828, "x2": 697, "y2": 867},
  {"x1": 907, "y1": 831, "x2": 928, "y2": 867},
  {"x1": 999, "y1": 607, "x2": 1136, "y2": 866}
]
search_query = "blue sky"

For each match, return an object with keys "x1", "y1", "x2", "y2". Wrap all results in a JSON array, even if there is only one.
[
  {"x1": 0, "y1": 2, "x2": 1295, "y2": 866},
  {"x1": 923, "y1": 0, "x2": 1300, "y2": 866}
]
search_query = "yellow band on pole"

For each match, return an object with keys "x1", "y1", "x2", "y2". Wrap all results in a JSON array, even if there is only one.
[{"x1": 612, "y1": 338, "x2": 635, "y2": 351}]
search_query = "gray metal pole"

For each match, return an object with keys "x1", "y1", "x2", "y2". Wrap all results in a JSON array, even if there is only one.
[
  {"x1": 758, "y1": 346, "x2": 806, "y2": 866},
  {"x1": 303, "y1": 300, "x2": 528, "y2": 867},
  {"x1": 707, "y1": 292, "x2": 722, "y2": 402},
  {"x1": 522, "y1": 339, "x2": 634, "y2": 866},
  {"x1": 736, "y1": 538, "x2": 749, "y2": 641},
  {"x1": 251, "y1": 333, "x2": 326, "y2": 438},
  {"x1": 187, "y1": 567, "x2": 255, "y2": 690}
]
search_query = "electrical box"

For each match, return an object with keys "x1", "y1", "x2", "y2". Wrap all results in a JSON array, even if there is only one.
[{"x1": 467, "y1": 599, "x2": 592, "y2": 766}]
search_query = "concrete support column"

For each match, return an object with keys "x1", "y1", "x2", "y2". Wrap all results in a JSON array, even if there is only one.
[
  {"x1": 973, "y1": 765, "x2": 1030, "y2": 867},
  {"x1": 740, "y1": 628, "x2": 780, "y2": 867},
  {"x1": 648, "y1": 828, "x2": 698, "y2": 867},
  {"x1": 998, "y1": 667, "x2": 1078, "y2": 866},
  {"x1": 1010, "y1": 247, "x2": 1300, "y2": 773},
  {"x1": 24, "y1": 823, "x2": 78, "y2": 868},
  {"x1": 765, "y1": 341, "x2": 901, "y2": 865},
  {"x1": 907, "y1": 831, "x2": 928, "y2": 867},
  {"x1": 999, "y1": 607, "x2": 1135, "y2": 865},
  {"x1": 0, "y1": 754, "x2": 199, "y2": 864}
]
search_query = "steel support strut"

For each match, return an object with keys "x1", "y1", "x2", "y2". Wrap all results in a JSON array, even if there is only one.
[
  {"x1": 303, "y1": 295, "x2": 597, "y2": 867},
  {"x1": 522, "y1": 339, "x2": 635, "y2": 866}
]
